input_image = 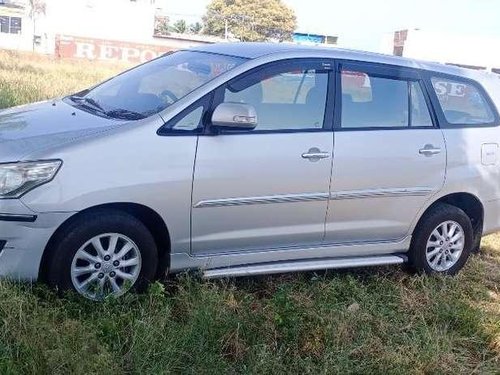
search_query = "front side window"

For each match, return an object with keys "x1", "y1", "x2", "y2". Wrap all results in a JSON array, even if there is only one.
[
  {"x1": 341, "y1": 70, "x2": 433, "y2": 128},
  {"x1": 222, "y1": 63, "x2": 329, "y2": 131},
  {"x1": 171, "y1": 106, "x2": 204, "y2": 131},
  {"x1": 69, "y1": 51, "x2": 246, "y2": 120},
  {"x1": 431, "y1": 77, "x2": 495, "y2": 125},
  {"x1": 158, "y1": 93, "x2": 212, "y2": 135}
]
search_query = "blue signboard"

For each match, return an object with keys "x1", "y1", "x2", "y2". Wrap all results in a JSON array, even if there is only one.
[{"x1": 293, "y1": 33, "x2": 325, "y2": 44}]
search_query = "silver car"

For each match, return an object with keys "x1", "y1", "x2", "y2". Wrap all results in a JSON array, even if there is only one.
[{"x1": 1, "y1": 43, "x2": 500, "y2": 300}]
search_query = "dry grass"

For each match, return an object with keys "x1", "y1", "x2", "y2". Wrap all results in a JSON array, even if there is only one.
[
  {"x1": 0, "y1": 51, "x2": 499, "y2": 374},
  {"x1": 0, "y1": 50, "x2": 127, "y2": 108}
]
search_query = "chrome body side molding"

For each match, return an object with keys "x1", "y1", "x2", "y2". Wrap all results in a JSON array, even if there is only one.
[
  {"x1": 203, "y1": 254, "x2": 407, "y2": 279},
  {"x1": 193, "y1": 192, "x2": 330, "y2": 208},
  {"x1": 330, "y1": 187, "x2": 434, "y2": 200},
  {"x1": 193, "y1": 188, "x2": 433, "y2": 209}
]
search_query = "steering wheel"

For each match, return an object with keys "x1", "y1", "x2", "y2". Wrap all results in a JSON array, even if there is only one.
[{"x1": 159, "y1": 90, "x2": 179, "y2": 105}]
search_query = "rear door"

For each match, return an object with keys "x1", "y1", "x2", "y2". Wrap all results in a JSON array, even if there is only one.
[
  {"x1": 191, "y1": 59, "x2": 335, "y2": 254},
  {"x1": 325, "y1": 61, "x2": 446, "y2": 243}
]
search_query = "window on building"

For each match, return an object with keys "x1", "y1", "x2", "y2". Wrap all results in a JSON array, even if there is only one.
[
  {"x1": 0, "y1": 16, "x2": 8, "y2": 33},
  {"x1": 9, "y1": 17, "x2": 21, "y2": 34},
  {"x1": 431, "y1": 77, "x2": 495, "y2": 125},
  {"x1": 0, "y1": 16, "x2": 22, "y2": 34}
]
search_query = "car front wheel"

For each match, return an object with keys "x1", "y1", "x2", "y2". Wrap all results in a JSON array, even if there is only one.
[{"x1": 46, "y1": 209, "x2": 158, "y2": 300}]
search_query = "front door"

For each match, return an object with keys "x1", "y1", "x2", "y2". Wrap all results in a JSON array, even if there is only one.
[
  {"x1": 191, "y1": 59, "x2": 334, "y2": 254},
  {"x1": 325, "y1": 62, "x2": 446, "y2": 244}
]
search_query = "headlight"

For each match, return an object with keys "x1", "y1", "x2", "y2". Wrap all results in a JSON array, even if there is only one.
[{"x1": 0, "y1": 160, "x2": 62, "y2": 198}]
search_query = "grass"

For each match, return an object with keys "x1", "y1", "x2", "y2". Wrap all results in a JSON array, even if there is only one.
[
  {"x1": 0, "y1": 50, "x2": 125, "y2": 109},
  {"x1": 0, "y1": 50, "x2": 499, "y2": 374}
]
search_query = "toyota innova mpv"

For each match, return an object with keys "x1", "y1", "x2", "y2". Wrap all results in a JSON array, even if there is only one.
[{"x1": 1, "y1": 43, "x2": 500, "y2": 300}]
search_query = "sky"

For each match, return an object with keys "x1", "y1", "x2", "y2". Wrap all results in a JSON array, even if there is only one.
[{"x1": 162, "y1": 0, "x2": 500, "y2": 52}]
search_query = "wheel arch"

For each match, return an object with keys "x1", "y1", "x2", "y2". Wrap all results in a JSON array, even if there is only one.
[
  {"x1": 39, "y1": 202, "x2": 171, "y2": 281},
  {"x1": 413, "y1": 192, "x2": 484, "y2": 243}
]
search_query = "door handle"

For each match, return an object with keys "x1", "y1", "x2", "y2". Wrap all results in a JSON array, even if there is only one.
[
  {"x1": 302, "y1": 148, "x2": 330, "y2": 161},
  {"x1": 419, "y1": 144, "x2": 442, "y2": 156}
]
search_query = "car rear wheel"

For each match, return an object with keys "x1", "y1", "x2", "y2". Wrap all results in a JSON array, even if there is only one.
[
  {"x1": 46, "y1": 209, "x2": 158, "y2": 300},
  {"x1": 409, "y1": 203, "x2": 473, "y2": 275}
]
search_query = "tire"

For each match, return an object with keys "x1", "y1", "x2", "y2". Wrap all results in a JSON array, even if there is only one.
[
  {"x1": 46, "y1": 209, "x2": 158, "y2": 300},
  {"x1": 409, "y1": 203, "x2": 473, "y2": 276}
]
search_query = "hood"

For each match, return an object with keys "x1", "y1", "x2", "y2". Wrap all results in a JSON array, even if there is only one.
[{"x1": 0, "y1": 99, "x2": 126, "y2": 162}]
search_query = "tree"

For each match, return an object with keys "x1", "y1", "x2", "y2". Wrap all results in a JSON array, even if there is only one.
[
  {"x1": 203, "y1": 0, "x2": 296, "y2": 42},
  {"x1": 172, "y1": 19, "x2": 188, "y2": 34},
  {"x1": 154, "y1": 15, "x2": 171, "y2": 36},
  {"x1": 189, "y1": 22, "x2": 203, "y2": 35}
]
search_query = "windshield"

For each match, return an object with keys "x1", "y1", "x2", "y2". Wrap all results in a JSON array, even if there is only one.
[{"x1": 68, "y1": 51, "x2": 246, "y2": 120}]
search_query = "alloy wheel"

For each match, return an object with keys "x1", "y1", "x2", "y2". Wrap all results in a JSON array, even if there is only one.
[
  {"x1": 70, "y1": 233, "x2": 142, "y2": 300},
  {"x1": 425, "y1": 220, "x2": 465, "y2": 272}
]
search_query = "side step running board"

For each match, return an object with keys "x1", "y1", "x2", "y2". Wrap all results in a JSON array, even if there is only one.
[{"x1": 203, "y1": 254, "x2": 407, "y2": 279}]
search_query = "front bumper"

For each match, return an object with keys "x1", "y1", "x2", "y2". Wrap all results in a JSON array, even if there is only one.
[{"x1": 0, "y1": 199, "x2": 74, "y2": 281}]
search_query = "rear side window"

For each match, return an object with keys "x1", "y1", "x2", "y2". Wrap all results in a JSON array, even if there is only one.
[
  {"x1": 341, "y1": 70, "x2": 432, "y2": 128},
  {"x1": 410, "y1": 81, "x2": 433, "y2": 127},
  {"x1": 431, "y1": 77, "x2": 495, "y2": 125}
]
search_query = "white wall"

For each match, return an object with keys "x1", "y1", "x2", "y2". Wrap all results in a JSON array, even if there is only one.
[
  {"x1": 0, "y1": 0, "x2": 161, "y2": 54},
  {"x1": 382, "y1": 29, "x2": 500, "y2": 72},
  {"x1": 0, "y1": 29, "x2": 32, "y2": 51},
  {"x1": 44, "y1": 0, "x2": 158, "y2": 43},
  {"x1": 0, "y1": 1, "x2": 49, "y2": 53}
]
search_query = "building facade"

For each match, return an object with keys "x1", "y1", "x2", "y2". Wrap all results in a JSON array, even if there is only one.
[
  {"x1": 0, "y1": 0, "x2": 219, "y2": 63},
  {"x1": 0, "y1": 0, "x2": 35, "y2": 52},
  {"x1": 382, "y1": 29, "x2": 500, "y2": 74}
]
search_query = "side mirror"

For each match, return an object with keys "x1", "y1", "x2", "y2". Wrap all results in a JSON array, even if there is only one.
[{"x1": 211, "y1": 102, "x2": 258, "y2": 131}]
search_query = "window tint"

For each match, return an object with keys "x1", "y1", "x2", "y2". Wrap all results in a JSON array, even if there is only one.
[
  {"x1": 172, "y1": 106, "x2": 204, "y2": 131},
  {"x1": 341, "y1": 71, "x2": 408, "y2": 128},
  {"x1": 431, "y1": 77, "x2": 495, "y2": 125},
  {"x1": 223, "y1": 65, "x2": 329, "y2": 131},
  {"x1": 410, "y1": 81, "x2": 433, "y2": 127},
  {"x1": 341, "y1": 70, "x2": 433, "y2": 129}
]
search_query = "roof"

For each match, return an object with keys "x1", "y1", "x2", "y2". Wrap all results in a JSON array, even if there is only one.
[
  {"x1": 154, "y1": 32, "x2": 224, "y2": 44},
  {"x1": 191, "y1": 42, "x2": 480, "y2": 78},
  {"x1": 192, "y1": 42, "x2": 334, "y2": 59}
]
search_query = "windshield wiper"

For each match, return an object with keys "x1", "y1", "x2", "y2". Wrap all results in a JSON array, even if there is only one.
[
  {"x1": 105, "y1": 109, "x2": 146, "y2": 120},
  {"x1": 69, "y1": 95, "x2": 107, "y2": 115},
  {"x1": 69, "y1": 96, "x2": 146, "y2": 120}
]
